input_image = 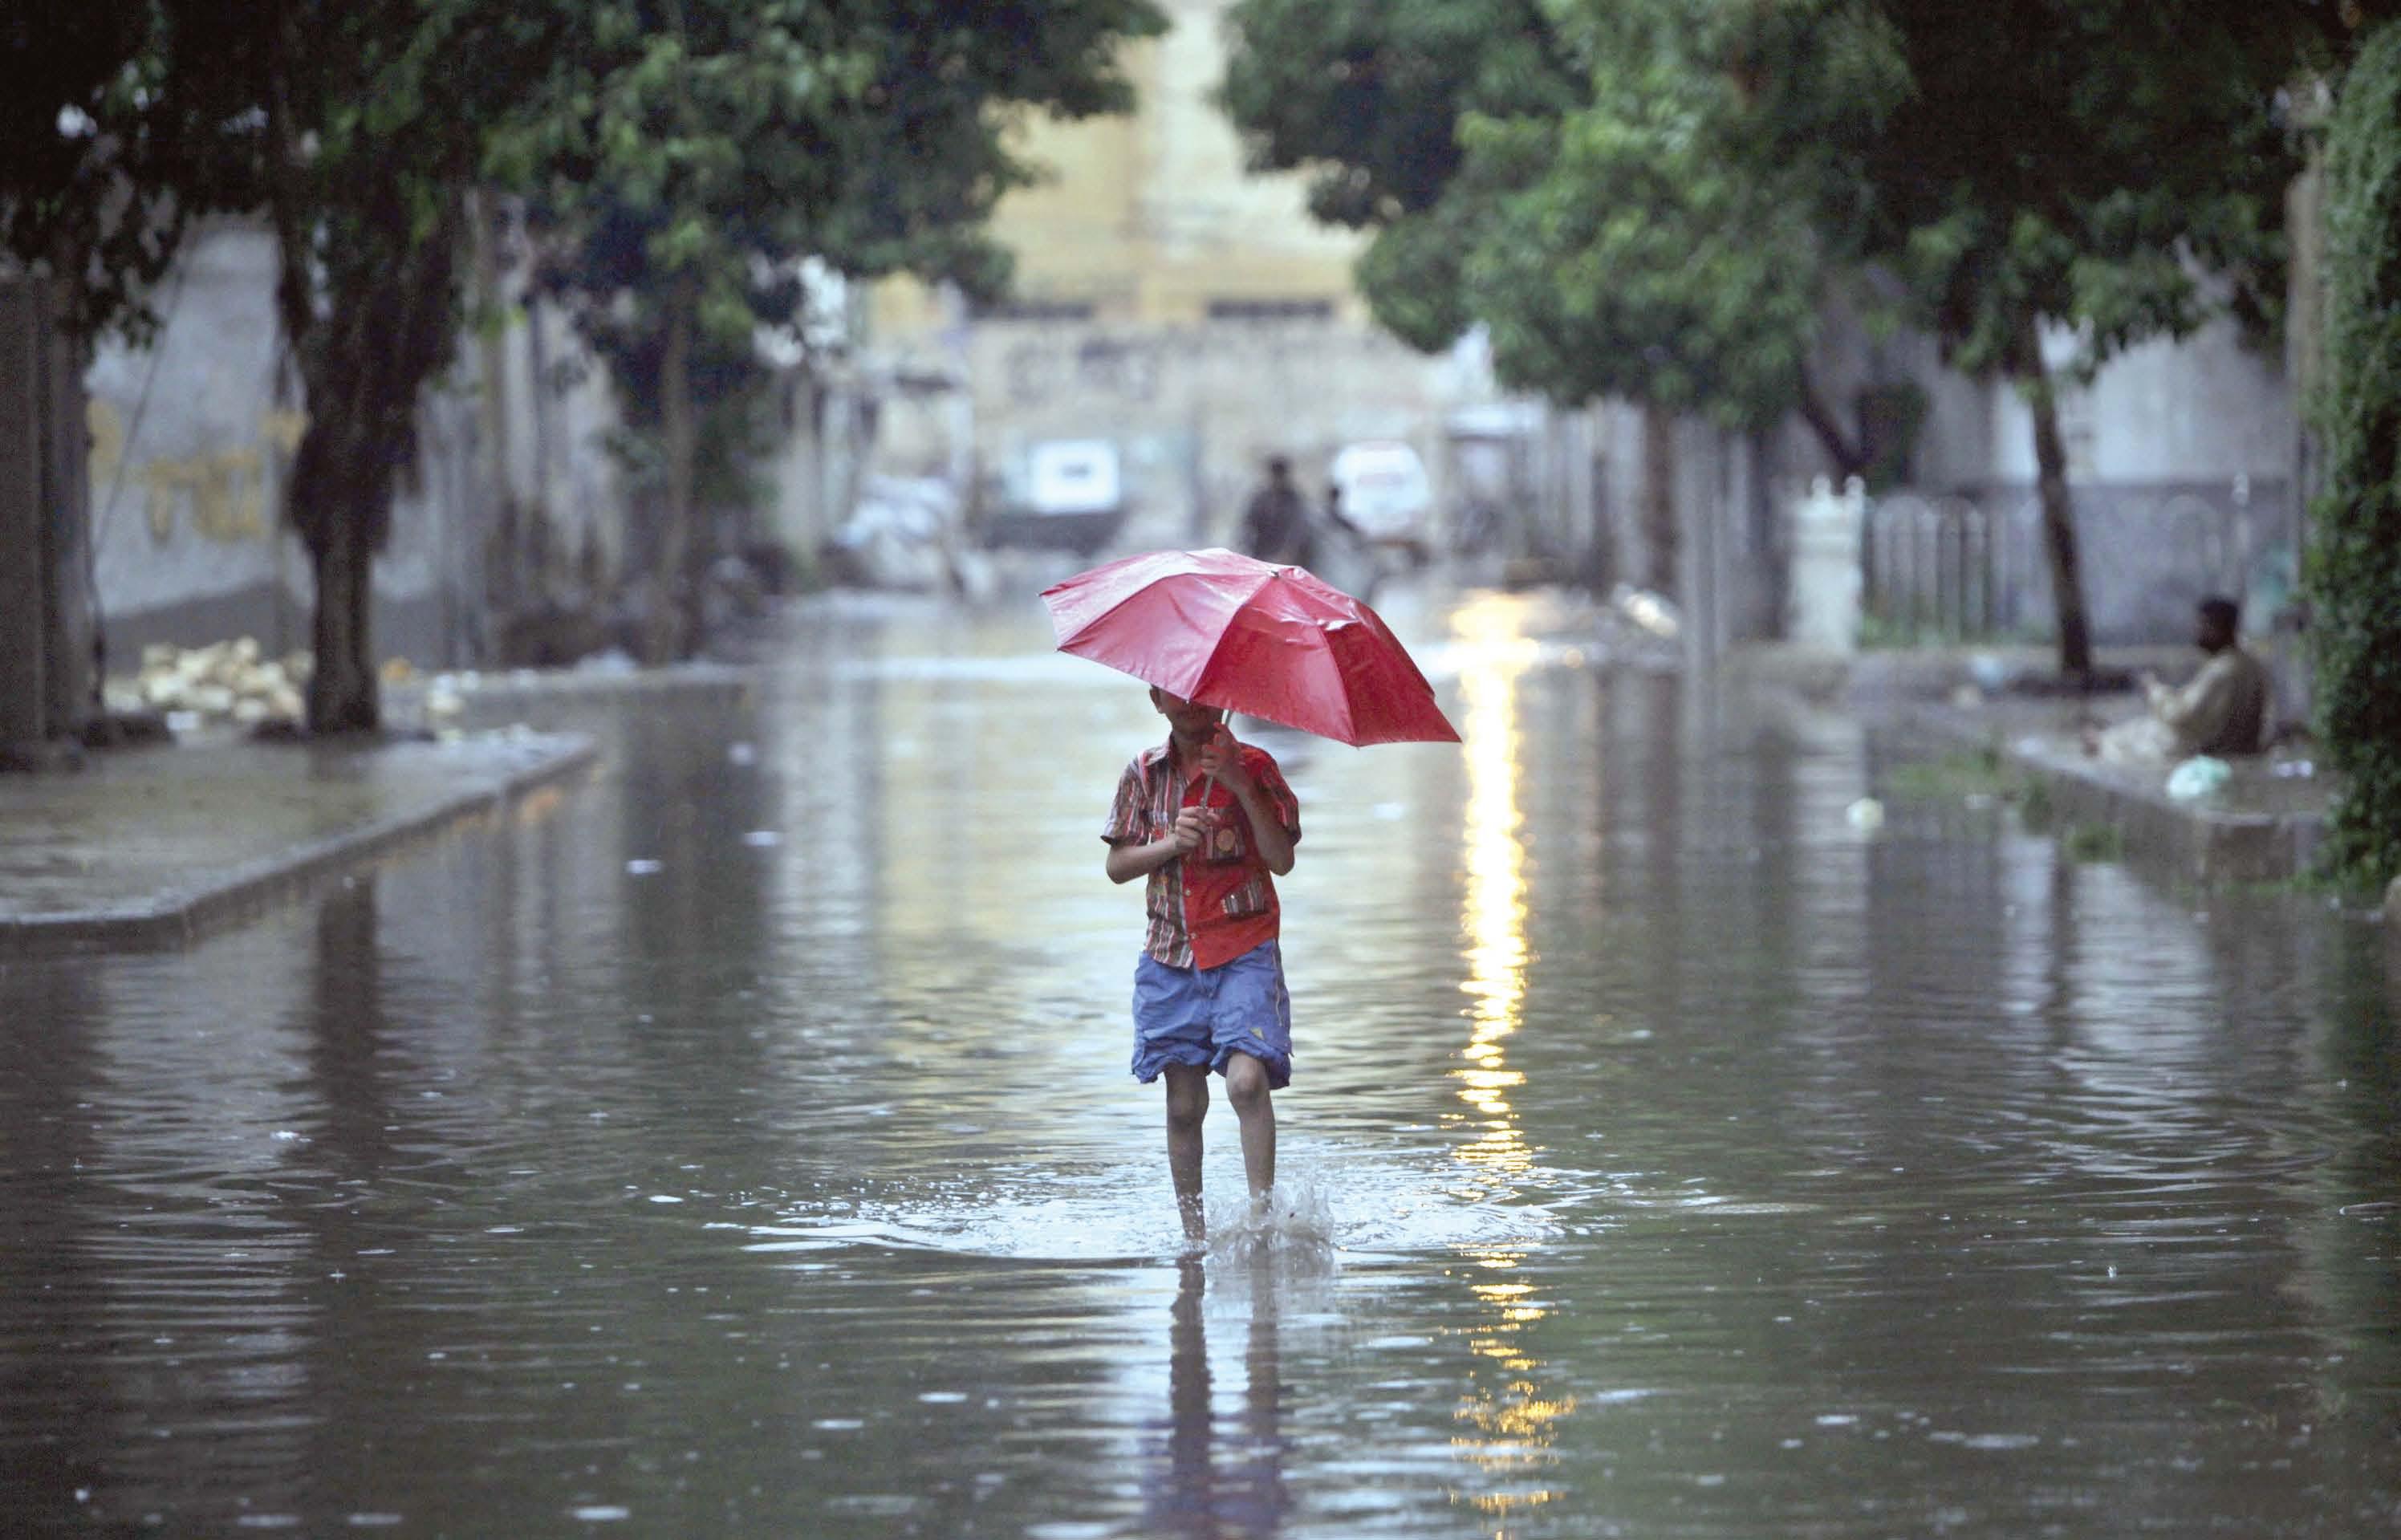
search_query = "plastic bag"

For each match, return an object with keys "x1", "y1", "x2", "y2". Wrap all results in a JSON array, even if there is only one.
[{"x1": 2164, "y1": 755, "x2": 2232, "y2": 802}]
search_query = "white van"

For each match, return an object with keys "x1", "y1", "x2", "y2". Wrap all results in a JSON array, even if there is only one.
[{"x1": 1329, "y1": 440, "x2": 1434, "y2": 562}]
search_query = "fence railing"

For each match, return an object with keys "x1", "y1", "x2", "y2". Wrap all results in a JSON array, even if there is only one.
[{"x1": 1861, "y1": 480, "x2": 2294, "y2": 644}]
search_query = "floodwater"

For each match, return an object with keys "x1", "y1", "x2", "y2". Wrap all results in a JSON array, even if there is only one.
[{"x1": 3, "y1": 586, "x2": 2396, "y2": 1538}]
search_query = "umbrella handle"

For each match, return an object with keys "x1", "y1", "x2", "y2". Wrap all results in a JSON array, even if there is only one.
[{"x1": 1180, "y1": 774, "x2": 1217, "y2": 858}]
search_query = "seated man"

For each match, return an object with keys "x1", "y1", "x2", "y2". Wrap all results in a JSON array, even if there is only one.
[{"x1": 2097, "y1": 595, "x2": 2273, "y2": 765}]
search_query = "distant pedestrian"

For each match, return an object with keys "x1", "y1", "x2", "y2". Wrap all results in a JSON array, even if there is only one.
[
  {"x1": 1323, "y1": 482, "x2": 1361, "y2": 541},
  {"x1": 1314, "y1": 482, "x2": 1379, "y2": 602},
  {"x1": 1100, "y1": 685, "x2": 1302, "y2": 1245},
  {"x1": 1237, "y1": 456, "x2": 1314, "y2": 568},
  {"x1": 2095, "y1": 594, "x2": 2273, "y2": 763}
]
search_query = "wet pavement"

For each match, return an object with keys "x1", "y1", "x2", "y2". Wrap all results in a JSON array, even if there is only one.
[
  {"x1": 0, "y1": 730, "x2": 594, "y2": 943},
  {"x1": 2, "y1": 584, "x2": 2396, "y2": 1538}
]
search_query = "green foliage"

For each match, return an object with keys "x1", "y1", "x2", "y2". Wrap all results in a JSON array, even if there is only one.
[
  {"x1": 1458, "y1": 105, "x2": 1830, "y2": 427},
  {"x1": 522, "y1": 0, "x2": 1164, "y2": 330},
  {"x1": 1222, "y1": 0, "x2": 2345, "y2": 425},
  {"x1": 0, "y1": 3, "x2": 274, "y2": 339},
  {"x1": 1223, "y1": 0, "x2": 2356, "y2": 679},
  {"x1": 1222, "y1": 0, "x2": 1867, "y2": 426},
  {"x1": 1846, "y1": 1, "x2": 2333, "y2": 384},
  {"x1": 1220, "y1": 0, "x2": 1585, "y2": 368},
  {"x1": 1218, "y1": 0, "x2": 1580, "y2": 228},
  {"x1": 6, "y1": 0, "x2": 1167, "y2": 705},
  {"x1": 1883, "y1": 746, "x2": 2018, "y2": 803},
  {"x1": 516, "y1": 0, "x2": 1164, "y2": 536},
  {"x1": 2307, "y1": 18, "x2": 2401, "y2": 888},
  {"x1": 2062, "y1": 822, "x2": 2126, "y2": 864}
]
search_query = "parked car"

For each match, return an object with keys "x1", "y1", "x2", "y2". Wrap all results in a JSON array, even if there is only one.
[
  {"x1": 980, "y1": 438, "x2": 1127, "y2": 555},
  {"x1": 1329, "y1": 440, "x2": 1435, "y2": 563}
]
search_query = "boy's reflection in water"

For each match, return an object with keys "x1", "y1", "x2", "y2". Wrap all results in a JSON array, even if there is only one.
[{"x1": 1145, "y1": 1254, "x2": 1291, "y2": 1538}]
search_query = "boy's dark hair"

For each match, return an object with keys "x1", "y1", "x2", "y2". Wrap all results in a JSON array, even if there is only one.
[{"x1": 2198, "y1": 594, "x2": 2241, "y2": 632}]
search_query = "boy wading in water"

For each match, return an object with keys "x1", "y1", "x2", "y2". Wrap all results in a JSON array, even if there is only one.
[{"x1": 1103, "y1": 689, "x2": 1302, "y2": 1243}]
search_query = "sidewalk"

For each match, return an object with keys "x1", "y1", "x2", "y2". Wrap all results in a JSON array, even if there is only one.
[
  {"x1": 1908, "y1": 697, "x2": 2328, "y2": 883},
  {"x1": 1729, "y1": 642, "x2": 2334, "y2": 884},
  {"x1": 0, "y1": 728, "x2": 595, "y2": 953}
]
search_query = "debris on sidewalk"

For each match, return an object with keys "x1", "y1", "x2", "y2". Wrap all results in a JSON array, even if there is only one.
[{"x1": 109, "y1": 639, "x2": 308, "y2": 729}]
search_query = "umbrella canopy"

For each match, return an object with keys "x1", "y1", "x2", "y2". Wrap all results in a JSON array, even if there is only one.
[{"x1": 1040, "y1": 548, "x2": 1460, "y2": 746}]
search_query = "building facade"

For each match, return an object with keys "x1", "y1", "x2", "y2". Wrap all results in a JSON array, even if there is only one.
[{"x1": 867, "y1": 0, "x2": 1511, "y2": 551}]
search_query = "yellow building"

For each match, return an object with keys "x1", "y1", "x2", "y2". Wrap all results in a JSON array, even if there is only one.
[
  {"x1": 874, "y1": 0, "x2": 1367, "y2": 334},
  {"x1": 868, "y1": 0, "x2": 1494, "y2": 547}
]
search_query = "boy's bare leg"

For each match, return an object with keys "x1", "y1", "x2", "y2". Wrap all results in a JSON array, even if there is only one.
[
  {"x1": 1223, "y1": 1051, "x2": 1276, "y2": 1205},
  {"x1": 1164, "y1": 1064, "x2": 1210, "y2": 1241}
]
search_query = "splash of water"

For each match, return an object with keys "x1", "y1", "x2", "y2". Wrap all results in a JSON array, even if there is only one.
[
  {"x1": 1197, "y1": 1178, "x2": 1339, "y2": 1266},
  {"x1": 747, "y1": 1156, "x2": 1560, "y2": 1265}
]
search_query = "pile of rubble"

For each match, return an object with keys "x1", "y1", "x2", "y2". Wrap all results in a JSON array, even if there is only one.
[{"x1": 109, "y1": 640, "x2": 309, "y2": 729}]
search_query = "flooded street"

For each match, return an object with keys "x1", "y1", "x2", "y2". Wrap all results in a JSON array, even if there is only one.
[{"x1": 4, "y1": 586, "x2": 2396, "y2": 1538}]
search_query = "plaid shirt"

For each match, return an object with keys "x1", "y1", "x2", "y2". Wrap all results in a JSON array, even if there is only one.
[{"x1": 1102, "y1": 736, "x2": 1302, "y2": 969}]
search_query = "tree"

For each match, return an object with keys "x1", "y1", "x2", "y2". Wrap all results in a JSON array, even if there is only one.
[
  {"x1": 1451, "y1": 1, "x2": 1901, "y2": 459},
  {"x1": 262, "y1": 2, "x2": 580, "y2": 732},
  {"x1": 1226, "y1": 0, "x2": 2358, "y2": 677},
  {"x1": 1221, "y1": 0, "x2": 1883, "y2": 593},
  {"x1": 2, "y1": 1, "x2": 562, "y2": 733},
  {"x1": 1810, "y1": 0, "x2": 2351, "y2": 679},
  {"x1": 1221, "y1": 2, "x2": 1882, "y2": 490},
  {"x1": 10, "y1": 0, "x2": 1168, "y2": 714},
  {"x1": 515, "y1": 0, "x2": 1168, "y2": 660},
  {"x1": 0, "y1": 2, "x2": 268, "y2": 341},
  {"x1": 2307, "y1": 18, "x2": 2401, "y2": 887}
]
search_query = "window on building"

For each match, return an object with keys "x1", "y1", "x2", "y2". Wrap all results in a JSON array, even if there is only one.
[
  {"x1": 973, "y1": 298, "x2": 1096, "y2": 323},
  {"x1": 1205, "y1": 297, "x2": 1336, "y2": 323}
]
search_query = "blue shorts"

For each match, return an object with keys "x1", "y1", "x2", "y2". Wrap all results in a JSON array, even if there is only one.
[{"x1": 1131, "y1": 940, "x2": 1293, "y2": 1090}]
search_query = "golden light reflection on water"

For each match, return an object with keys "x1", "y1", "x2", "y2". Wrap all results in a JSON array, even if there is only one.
[
  {"x1": 1446, "y1": 593, "x2": 1573, "y2": 1530},
  {"x1": 1450, "y1": 591, "x2": 1542, "y2": 1183}
]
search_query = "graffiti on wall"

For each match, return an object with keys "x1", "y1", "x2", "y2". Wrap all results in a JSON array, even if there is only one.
[
  {"x1": 87, "y1": 400, "x2": 309, "y2": 544},
  {"x1": 1001, "y1": 335, "x2": 1163, "y2": 407}
]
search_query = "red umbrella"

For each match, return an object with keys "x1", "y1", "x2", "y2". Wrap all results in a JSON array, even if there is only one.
[{"x1": 1039, "y1": 547, "x2": 1460, "y2": 746}]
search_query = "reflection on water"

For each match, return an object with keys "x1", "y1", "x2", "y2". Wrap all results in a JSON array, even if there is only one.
[
  {"x1": 1144, "y1": 1256, "x2": 1292, "y2": 1538},
  {"x1": 1, "y1": 587, "x2": 2397, "y2": 1538},
  {"x1": 1450, "y1": 592, "x2": 1541, "y2": 1189},
  {"x1": 1446, "y1": 594, "x2": 1573, "y2": 1530}
]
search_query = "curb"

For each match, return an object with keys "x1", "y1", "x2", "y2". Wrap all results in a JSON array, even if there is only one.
[
  {"x1": 388, "y1": 660, "x2": 757, "y2": 706},
  {"x1": 1909, "y1": 708, "x2": 2325, "y2": 883},
  {"x1": 0, "y1": 733, "x2": 599, "y2": 955}
]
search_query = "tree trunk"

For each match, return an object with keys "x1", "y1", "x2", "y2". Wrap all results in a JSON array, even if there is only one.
[
  {"x1": 2013, "y1": 326, "x2": 2094, "y2": 680},
  {"x1": 1794, "y1": 364, "x2": 1868, "y2": 479},
  {"x1": 648, "y1": 295, "x2": 697, "y2": 664},
  {"x1": 1640, "y1": 401, "x2": 1679, "y2": 595},
  {"x1": 307, "y1": 509, "x2": 379, "y2": 733}
]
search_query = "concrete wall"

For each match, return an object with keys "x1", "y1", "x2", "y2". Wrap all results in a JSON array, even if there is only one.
[
  {"x1": 82, "y1": 220, "x2": 636, "y2": 672},
  {"x1": 1781, "y1": 296, "x2": 2298, "y2": 490},
  {"x1": 1781, "y1": 300, "x2": 2303, "y2": 646},
  {"x1": 84, "y1": 225, "x2": 311, "y2": 662}
]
